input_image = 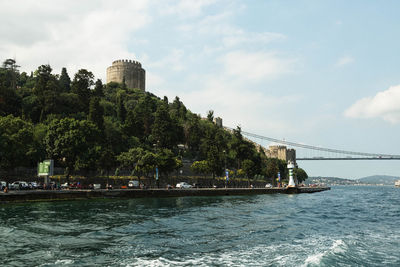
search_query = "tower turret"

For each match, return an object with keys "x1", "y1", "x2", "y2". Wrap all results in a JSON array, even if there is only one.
[{"x1": 106, "y1": 59, "x2": 145, "y2": 91}]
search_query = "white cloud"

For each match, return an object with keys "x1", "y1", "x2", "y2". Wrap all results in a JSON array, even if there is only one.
[
  {"x1": 159, "y1": 0, "x2": 216, "y2": 18},
  {"x1": 0, "y1": 0, "x2": 150, "y2": 79},
  {"x1": 179, "y1": 75, "x2": 300, "y2": 135},
  {"x1": 335, "y1": 56, "x2": 354, "y2": 67},
  {"x1": 146, "y1": 72, "x2": 165, "y2": 88},
  {"x1": 148, "y1": 49, "x2": 185, "y2": 72},
  {"x1": 221, "y1": 50, "x2": 295, "y2": 81},
  {"x1": 344, "y1": 85, "x2": 400, "y2": 123}
]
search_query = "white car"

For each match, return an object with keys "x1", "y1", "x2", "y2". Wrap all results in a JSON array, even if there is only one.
[
  {"x1": 128, "y1": 180, "x2": 139, "y2": 188},
  {"x1": 176, "y1": 182, "x2": 193, "y2": 189},
  {"x1": 1, "y1": 181, "x2": 6, "y2": 190},
  {"x1": 10, "y1": 181, "x2": 29, "y2": 190},
  {"x1": 265, "y1": 183, "x2": 272, "y2": 188}
]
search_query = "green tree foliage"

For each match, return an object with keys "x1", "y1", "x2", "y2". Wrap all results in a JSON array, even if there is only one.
[
  {"x1": 155, "y1": 148, "x2": 180, "y2": 177},
  {"x1": 152, "y1": 102, "x2": 181, "y2": 149},
  {"x1": 207, "y1": 110, "x2": 214, "y2": 122},
  {"x1": 116, "y1": 93, "x2": 126, "y2": 123},
  {"x1": 183, "y1": 114, "x2": 202, "y2": 153},
  {"x1": 71, "y1": 69, "x2": 94, "y2": 113},
  {"x1": 242, "y1": 159, "x2": 256, "y2": 185},
  {"x1": 0, "y1": 60, "x2": 309, "y2": 181},
  {"x1": 59, "y1": 67, "x2": 71, "y2": 92},
  {"x1": 32, "y1": 64, "x2": 61, "y2": 121},
  {"x1": 45, "y1": 118, "x2": 101, "y2": 177},
  {"x1": 190, "y1": 160, "x2": 210, "y2": 177},
  {"x1": 88, "y1": 97, "x2": 104, "y2": 131},
  {"x1": 295, "y1": 167, "x2": 308, "y2": 183},
  {"x1": 0, "y1": 115, "x2": 36, "y2": 170},
  {"x1": 93, "y1": 79, "x2": 104, "y2": 97},
  {"x1": 170, "y1": 96, "x2": 187, "y2": 122},
  {"x1": 0, "y1": 59, "x2": 21, "y2": 117}
]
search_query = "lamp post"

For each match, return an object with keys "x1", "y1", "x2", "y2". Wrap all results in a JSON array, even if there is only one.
[{"x1": 223, "y1": 150, "x2": 228, "y2": 188}]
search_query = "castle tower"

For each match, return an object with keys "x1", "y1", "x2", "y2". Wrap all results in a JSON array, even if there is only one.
[{"x1": 106, "y1": 59, "x2": 145, "y2": 91}]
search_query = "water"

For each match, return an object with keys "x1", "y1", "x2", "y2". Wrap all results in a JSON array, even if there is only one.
[{"x1": 0, "y1": 186, "x2": 399, "y2": 266}]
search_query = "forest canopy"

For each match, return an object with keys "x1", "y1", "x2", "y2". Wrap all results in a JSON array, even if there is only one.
[{"x1": 0, "y1": 59, "x2": 307, "y2": 184}]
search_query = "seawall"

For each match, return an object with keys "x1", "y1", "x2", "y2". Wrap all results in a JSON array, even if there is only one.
[{"x1": 0, "y1": 187, "x2": 330, "y2": 203}]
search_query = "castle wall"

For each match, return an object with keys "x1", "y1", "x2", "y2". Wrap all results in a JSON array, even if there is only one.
[{"x1": 106, "y1": 59, "x2": 145, "y2": 91}]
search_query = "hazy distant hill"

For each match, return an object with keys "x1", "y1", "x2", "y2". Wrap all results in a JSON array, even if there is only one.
[
  {"x1": 358, "y1": 175, "x2": 399, "y2": 185},
  {"x1": 308, "y1": 175, "x2": 400, "y2": 185},
  {"x1": 307, "y1": 176, "x2": 358, "y2": 185}
]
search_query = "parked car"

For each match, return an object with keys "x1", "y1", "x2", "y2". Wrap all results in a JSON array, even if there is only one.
[
  {"x1": 28, "y1": 182, "x2": 39, "y2": 189},
  {"x1": 128, "y1": 180, "x2": 139, "y2": 188},
  {"x1": 176, "y1": 182, "x2": 193, "y2": 189},
  {"x1": 93, "y1": 184, "x2": 101, "y2": 190},
  {"x1": 265, "y1": 183, "x2": 272, "y2": 188},
  {"x1": 1, "y1": 181, "x2": 6, "y2": 190},
  {"x1": 10, "y1": 181, "x2": 29, "y2": 190}
]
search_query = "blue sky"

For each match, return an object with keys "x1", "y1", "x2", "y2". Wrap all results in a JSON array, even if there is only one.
[{"x1": 1, "y1": 0, "x2": 400, "y2": 179}]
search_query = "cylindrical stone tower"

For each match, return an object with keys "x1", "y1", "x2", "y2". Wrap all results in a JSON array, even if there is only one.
[{"x1": 106, "y1": 59, "x2": 145, "y2": 91}]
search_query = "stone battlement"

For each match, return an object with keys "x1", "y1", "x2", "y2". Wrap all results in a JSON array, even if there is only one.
[{"x1": 111, "y1": 59, "x2": 142, "y2": 68}]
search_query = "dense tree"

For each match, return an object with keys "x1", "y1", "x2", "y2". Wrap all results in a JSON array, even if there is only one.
[
  {"x1": 207, "y1": 110, "x2": 214, "y2": 122},
  {"x1": 170, "y1": 96, "x2": 187, "y2": 122},
  {"x1": 0, "y1": 60, "x2": 309, "y2": 184},
  {"x1": 93, "y1": 79, "x2": 104, "y2": 97},
  {"x1": 295, "y1": 167, "x2": 308, "y2": 183},
  {"x1": 242, "y1": 159, "x2": 256, "y2": 185},
  {"x1": 116, "y1": 93, "x2": 126, "y2": 123},
  {"x1": 0, "y1": 115, "x2": 36, "y2": 171},
  {"x1": 152, "y1": 102, "x2": 181, "y2": 149},
  {"x1": 88, "y1": 97, "x2": 104, "y2": 131},
  {"x1": 0, "y1": 60, "x2": 22, "y2": 116},
  {"x1": 190, "y1": 160, "x2": 210, "y2": 178},
  {"x1": 71, "y1": 69, "x2": 94, "y2": 113},
  {"x1": 59, "y1": 67, "x2": 71, "y2": 92},
  {"x1": 45, "y1": 118, "x2": 101, "y2": 179}
]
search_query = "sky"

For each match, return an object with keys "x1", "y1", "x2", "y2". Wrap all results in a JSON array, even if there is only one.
[{"x1": 1, "y1": 0, "x2": 400, "y2": 179}]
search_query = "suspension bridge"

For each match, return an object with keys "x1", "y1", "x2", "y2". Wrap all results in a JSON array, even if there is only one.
[{"x1": 225, "y1": 126, "x2": 400, "y2": 161}]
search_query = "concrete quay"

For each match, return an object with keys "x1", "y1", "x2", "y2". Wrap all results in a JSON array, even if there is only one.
[{"x1": 0, "y1": 187, "x2": 330, "y2": 203}]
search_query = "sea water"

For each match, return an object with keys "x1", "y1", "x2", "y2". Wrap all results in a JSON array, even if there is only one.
[{"x1": 0, "y1": 186, "x2": 399, "y2": 266}]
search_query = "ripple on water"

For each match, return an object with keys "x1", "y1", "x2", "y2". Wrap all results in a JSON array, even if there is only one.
[{"x1": 0, "y1": 187, "x2": 399, "y2": 266}]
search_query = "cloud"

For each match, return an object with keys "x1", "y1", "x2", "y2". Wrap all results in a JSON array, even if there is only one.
[
  {"x1": 335, "y1": 56, "x2": 354, "y2": 67},
  {"x1": 148, "y1": 49, "x2": 185, "y2": 72},
  {"x1": 177, "y1": 11, "x2": 285, "y2": 48},
  {"x1": 221, "y1": 50, "x2": 295, "y2": 81},
  {"x1": 344, "y1": 85, "x2": 400, "y2": 123},
  {"x1": 0, "y1": 0, "x2": 150, "y2": 79},
  {"x1": 159, "y1": 0, "x2": 217, "y2": 18},
  {"x1": 179, "y1": 74, "x2": 300, "y2": 135}
]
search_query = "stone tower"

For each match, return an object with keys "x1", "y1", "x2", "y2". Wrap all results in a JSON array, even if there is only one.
[{"x1": 106, "y1": 59, "x2": 145, "y2": 91}]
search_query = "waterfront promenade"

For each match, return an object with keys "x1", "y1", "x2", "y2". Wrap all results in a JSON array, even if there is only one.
[{"x1": 0, "y1": 187, "x2": 330, "y2": 203}]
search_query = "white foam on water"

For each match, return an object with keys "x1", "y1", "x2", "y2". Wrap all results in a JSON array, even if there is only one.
[
  {"x1": 302, "y1": 239, "x2": 347, "y2": 266},
  {"x1": 54, "y1": 259, "x2": 74, "y2": 265},
  {"x1": 117, "y1": 236, "x2": 350, "y2": 267}
]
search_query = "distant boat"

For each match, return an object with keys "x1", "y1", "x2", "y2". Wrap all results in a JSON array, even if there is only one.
[{"x1": 395, "y1": 180, "x2": 400, "y2": 187}]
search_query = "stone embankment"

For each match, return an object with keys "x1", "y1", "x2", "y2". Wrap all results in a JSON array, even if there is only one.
[{"x1": 0, "y1": 187, "x2": 330, "y2": 203}]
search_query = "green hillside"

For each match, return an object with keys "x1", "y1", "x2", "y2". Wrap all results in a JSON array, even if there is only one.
[{"x1": 0, "y1": 59, "x2": 308, "y2": 184}]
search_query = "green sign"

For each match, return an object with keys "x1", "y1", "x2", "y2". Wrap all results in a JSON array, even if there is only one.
[{"x1": 38, "y1": 159, "x2": 54, "y2": 176}]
